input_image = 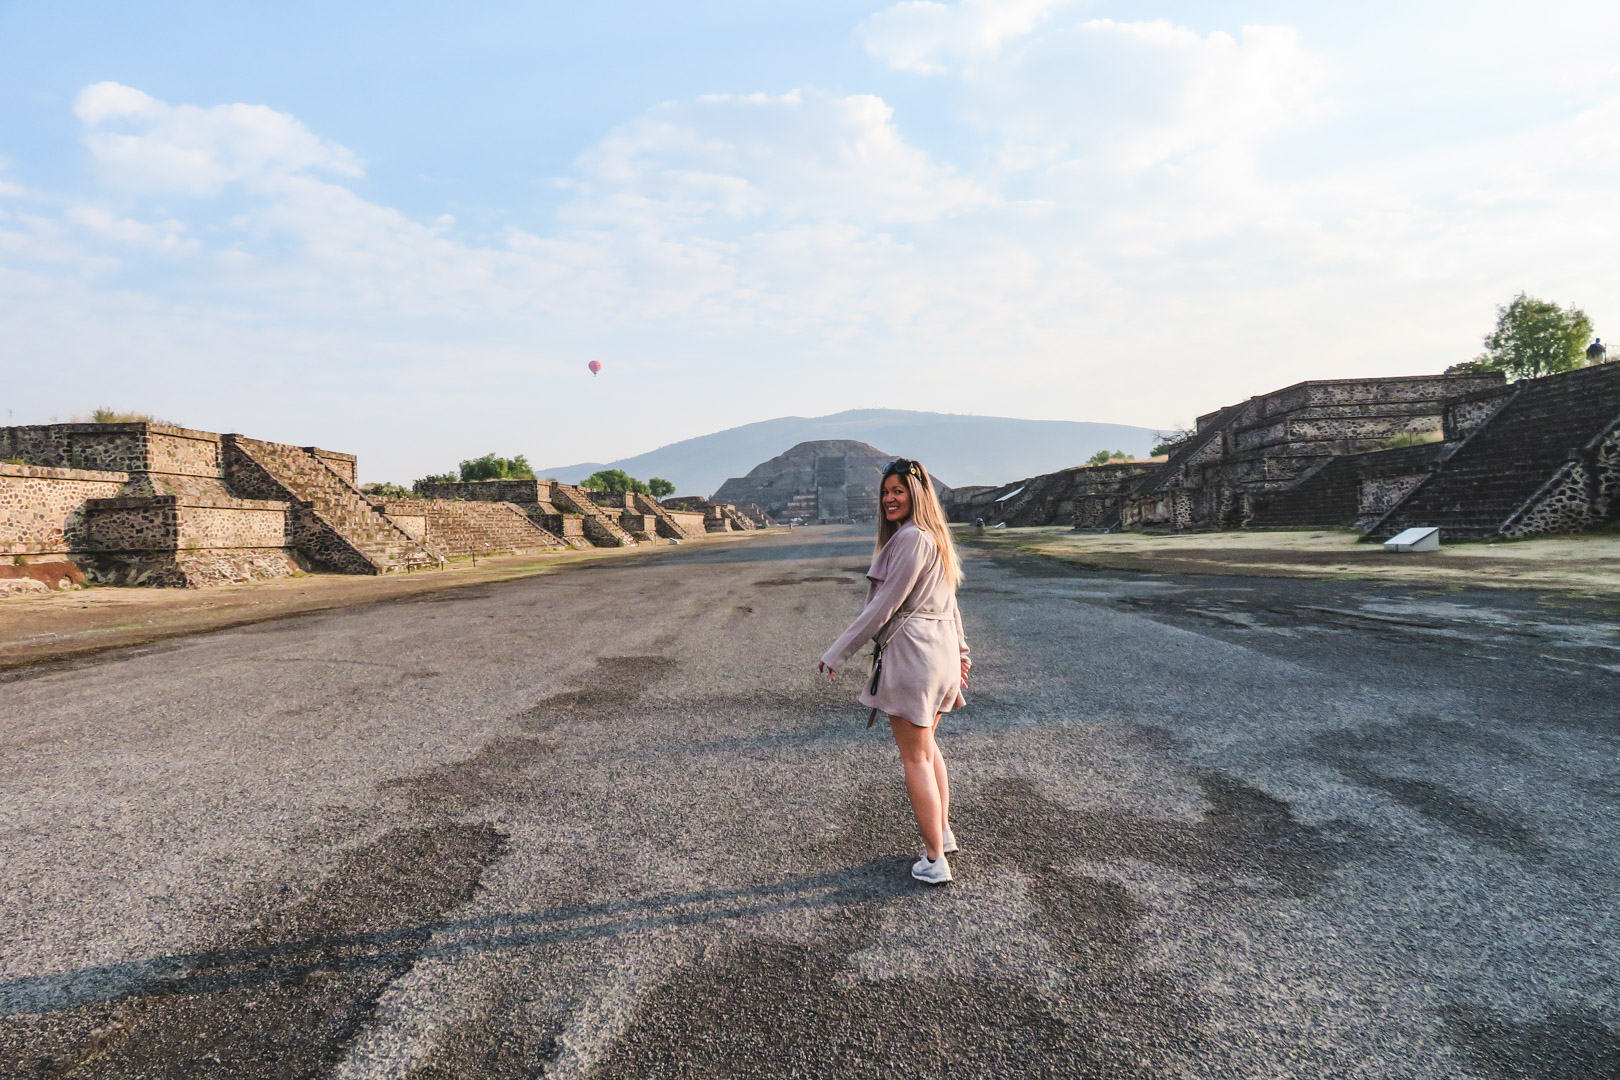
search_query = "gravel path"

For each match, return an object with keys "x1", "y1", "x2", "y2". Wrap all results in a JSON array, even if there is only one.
[{"x1": 2, "y1": 525, "x2": 1615, "y2": 1079}]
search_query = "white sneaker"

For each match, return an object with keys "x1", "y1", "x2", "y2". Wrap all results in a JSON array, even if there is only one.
[
  {"x1": 942, "y1": 827, "x2": 959, "y2": 855},
  {"x1": 911, "y1": 853, "x2": 953, "y2": 885}
]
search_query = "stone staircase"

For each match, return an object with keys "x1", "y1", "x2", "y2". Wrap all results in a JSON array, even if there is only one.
[
  {"x1": 631, "y1": 492, "x2": 703, "y2": 540},
  {"x1": 1248, "y1": 443, "x2": 1449, "y2": 530},
  {"x1": 1369, "y1": 363, "x2": 1620, "y2": 538},
  {"x1": 383, "y1": 499, "x2": 567, "y2": 559},
  {"x1": 548, "y1": 483, "x2": 638, "y2": 546},
  {"x1": 1130, "y1": 400, "x2": 1250, "y2": 504},
  {"x1": 1245, "y1": 457, "x2": 1354, "y2": 528},
  {"x1": 223, "y1": 436, "x2": 438, "y2": 573}
]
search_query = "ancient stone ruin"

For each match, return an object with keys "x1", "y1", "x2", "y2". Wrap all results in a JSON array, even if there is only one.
[
  {"x1": 712, "y1": 440, "x2": 950, "y2": 523},
  {"x1": 948, "y1": 460, "x2": 1163, "y2": 531},
  {"x1": 949, "y1": 363, "x2": 1620, "y2": 540},
  {"x1": 660, "y1": 497, "x2": 766, "y2": 532},
  {"x1": 1124, "y1": 372, "x2": 1502, "y2": 532},
  {"x1": 0, "y1": 423, "x2": 733, "y2": 590}
]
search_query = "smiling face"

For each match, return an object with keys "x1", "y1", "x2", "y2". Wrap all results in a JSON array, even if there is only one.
[{"x1": 881, "y1": 473, "x2": 912, "y2": 523}]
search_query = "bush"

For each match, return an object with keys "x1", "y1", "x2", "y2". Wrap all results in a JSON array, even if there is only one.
[
  {"x1": 361, "y1": 482, "x2": 413, "y2": 499},
  {"x1": 583, "y1": 468, "x2": 650, "y2": 495},
  {"x1": 459, "y1": 453, "x2": 535, "y2": 481},
  {"x1": 1085, "y1": 450, "x2": 1130, "y2": 466},
  {"x1": 87, "y1": 408, "x2": 183, "y2": 426},
  {"x1": 1383, "y1": 431, "x2": 1442, "y2": 449}
]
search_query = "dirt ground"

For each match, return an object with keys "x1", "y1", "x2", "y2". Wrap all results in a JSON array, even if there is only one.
[
  {"x1": 959, "y1": 526, "x2": 1620, "y2": 597},
  {"x1": 0, "y1": 532, "x2": 767, "y2": 673}
]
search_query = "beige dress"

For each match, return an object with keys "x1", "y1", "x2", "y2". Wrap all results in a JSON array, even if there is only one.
[{"x1": 822, "y1": 523, "x2": 970, "y2": 727}]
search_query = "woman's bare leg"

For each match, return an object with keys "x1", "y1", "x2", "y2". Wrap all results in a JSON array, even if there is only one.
[
  {"x1": 930, "y1": 714, "x2": 950, "y2": 836},
  {"x1": 890, "y1": 715, "x2": 944, "y2": 860}
]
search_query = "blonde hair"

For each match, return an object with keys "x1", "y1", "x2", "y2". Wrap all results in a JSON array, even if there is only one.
[{"x1": 875, "y1": 460, "x2": 962, "y2": 588}]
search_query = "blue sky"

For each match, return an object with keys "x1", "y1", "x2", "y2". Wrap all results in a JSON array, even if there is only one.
[{"x1": 3, "y1": 1, "x2": 1617, "y2": 484}]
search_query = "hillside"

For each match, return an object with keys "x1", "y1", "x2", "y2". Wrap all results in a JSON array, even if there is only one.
[{"x1": 541, "y1": 409, "x2": 1158, "y2": 498}]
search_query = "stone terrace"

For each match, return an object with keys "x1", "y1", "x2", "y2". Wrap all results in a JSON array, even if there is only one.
[
  {"x1": 1123, "y1": 372, "x2": 1503, "y2": 531},
  {"x1": 0, "y1": 423, "x2": 437, "y2": 587}
]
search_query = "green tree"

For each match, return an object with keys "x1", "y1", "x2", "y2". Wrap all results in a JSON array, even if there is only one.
[
  {"x1": 458, "y1": 453, "x2": 535, "y2": 481},
  {"x1": 647, "y1": 477, "x2": 676, "y2": 498},
  {"x1": 1085, "y1": 450, "x2": 1130, "y2": 466},
  {"x1": 361, "y1": 482, "x2": 413, "y2": 499},
  {"x1": 583, "y1": 468, "x2": 650, "y2": 494},
  {"x1": 1473, "y1": 293, "x2": 1594, "y2": 380}
]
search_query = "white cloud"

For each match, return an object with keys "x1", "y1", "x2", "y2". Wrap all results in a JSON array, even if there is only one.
[
  {"x1": 567, "y1": 89, "x2": 993, "y2": 227},
  {"x1": 66, "y1": 205, "x2": 198, "y2": 253},
  {"x1": 8, "y1": 24, "x2": 1620, "y2": 484},
  {"x1": 0, "y1": 157, "x2": 28, "y2": 199},
  {"x1": 918, "y1": 16, "x2": 1328, "y2": 176},
  {"x1": 858, "y1": 0, "x2": 1075, "y2": 74},
  {"x1": 74, "y1": 81, "x2": 363, "y2": 195}
]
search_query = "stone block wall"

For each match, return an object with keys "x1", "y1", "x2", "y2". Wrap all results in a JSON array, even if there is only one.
[
  {"x1": 526, "y1": 509, "x2": 588, "y2": 545},
  {"x1": 83, "y1": 495, "x2": 289, "y2": 549},
  {"x1": 145, "y1": 427, "x2": 222, "y2": 477},
  {"x1": 0, "y1": 423, "x2": 237, "y2": 500},
  {"x1": 618, "y1": 512, "x2": 656, "y2": 539},
  {"x1": 0, "y1": 463, "x2": 130, "y2": 555},
  {"x1": 81, "y1": 494, "x2": 298, "y2": 586},
  {"x1": 417, "y1": 479, "x2": 546, "y2": 503},
  {"x1": 1233, "y1": 410, "x2": 1443, "y2": 455},
  {"x1": 1, "y1": 424, "x2": 150, "y2": 473},
  {"x1": 663, "y1": 509, "x2": 706, "y2": 535},
  {"x1": 1443, "y1": 386, "x2": 1517, "y2": 442}
]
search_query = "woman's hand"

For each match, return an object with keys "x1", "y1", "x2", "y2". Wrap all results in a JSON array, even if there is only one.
[
  {"x1": 818, "y1": 661, "x2": 836, "y2": 682},
  {"x1": 961, "y1": 659, "x2": 970, "y2": 690}
]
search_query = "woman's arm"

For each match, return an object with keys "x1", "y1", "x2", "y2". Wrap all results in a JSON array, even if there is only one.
[
  {"x1": 953, "y1": 591, "x2": 971, "y2": 687},
  {"x1": 819, "y1": 530, "x2": 929, "y2": 673}
]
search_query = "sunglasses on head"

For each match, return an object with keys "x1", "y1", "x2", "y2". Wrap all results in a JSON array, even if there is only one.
[{"x1": 882, "y1": 459, "x2": 923, "y2": 479}]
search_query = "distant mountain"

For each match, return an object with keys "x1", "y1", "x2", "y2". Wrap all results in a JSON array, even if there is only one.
[{"x1": 541, "y1": 408, "x2": 1159, "y2": 498}]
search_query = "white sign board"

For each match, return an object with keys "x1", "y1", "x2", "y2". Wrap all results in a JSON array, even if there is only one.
[{"x1": 1384, "y1": 527, "x2": 1440, "y2": 552}]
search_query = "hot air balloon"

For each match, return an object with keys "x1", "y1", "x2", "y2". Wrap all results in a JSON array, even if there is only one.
[{"x1": 588, "y1": 360, "x2": 602, "y2": 377}]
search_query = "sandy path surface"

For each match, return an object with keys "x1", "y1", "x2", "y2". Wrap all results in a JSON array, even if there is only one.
[{"x1": 0, "y1": 533, "x2": 765, "y2": 673}]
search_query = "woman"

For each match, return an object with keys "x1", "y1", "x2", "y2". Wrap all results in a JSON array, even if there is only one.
[{"x1": 819, "y1": 458, "x2": 970, "y2": 885}]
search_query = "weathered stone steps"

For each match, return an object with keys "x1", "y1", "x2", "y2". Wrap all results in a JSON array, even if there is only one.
[
  {"x1": 1247, "y1": 457, "x2": 1362, "y2": 528},
  {"x1": 548, "y1": 483, "x2": 638, "y2": 547},
  {"x1": 1371, "y1": 363, "x2": 1620, "y2": 537},
  {"x1": 383, "y1": 499, "x2": 566, "y2": 558},
  {"x1": 224, "y1": 437, "x2": 437, "y2": 573}
]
